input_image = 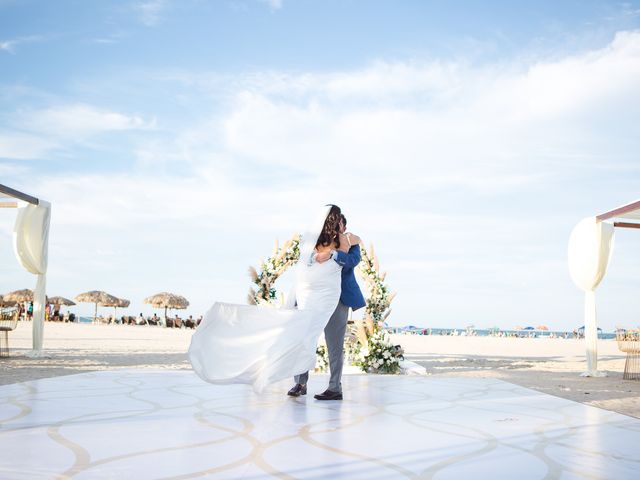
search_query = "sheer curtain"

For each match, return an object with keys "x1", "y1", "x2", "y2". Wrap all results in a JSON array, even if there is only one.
[
  {"x1": 568, "y1": 216, "x2": 615, "y2": 376},
  {"x1": 13, "y1": 200, "x2": 51, "y2": 356}
]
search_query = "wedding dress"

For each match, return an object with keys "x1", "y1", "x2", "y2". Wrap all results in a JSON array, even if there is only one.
[{"x1": 188, "y1": 207, "x2": 341, "y2": 392}]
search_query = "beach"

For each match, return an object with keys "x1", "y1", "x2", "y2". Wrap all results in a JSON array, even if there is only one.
[{"x1": 2, "y1": 322, "x2": 639, "y2": 418}]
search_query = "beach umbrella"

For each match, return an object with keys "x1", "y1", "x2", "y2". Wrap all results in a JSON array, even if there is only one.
[
  {"x1": 578, "y1": 325, "x2": 602, "y2": 332},
  {"x1": 144, "y1": 292, "x2": 189, "y2": 322},
  {"x1": 523, "y1": 326, "x2": 535, "y2": 330},
  {"x1": 537, "y1": 325, "x2": 549, "y2": 331},
  {"x1": 2, "y1": 289, "x2": 37, "y2": 317},
  {"x1": 3, "y1": 289, "x2": 34, "y2": 303},
  {"x1": 75, "y1": 291, "x2": 119, "y2": 321},
  {"x1": 48, "y1": 296, "x2": 76, "y2": 307},
  {"x1": 101, "y1": 297, "x2": 131, "y2": 321},
  {"x1": 0, "y1": 295, "x2": 17, "y2": 307}
]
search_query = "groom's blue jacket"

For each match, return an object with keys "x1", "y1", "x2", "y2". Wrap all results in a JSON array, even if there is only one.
[{"x1": 334, "y1": 245, "x2": 366, "y2": 311}]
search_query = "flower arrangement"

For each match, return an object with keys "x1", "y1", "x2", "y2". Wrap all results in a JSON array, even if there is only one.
[
  {"x1": 353, "y1": 328, "x2": 404, "y2": 374},
  {"x1": 357, "y1": 244, "x2": 395, "y2": 324},
  {"x1": 248, "y1": 235, "x2": 300, "y2": 305},
  {"x1": 315, "y1": 345, "x2": 329, "y2": 372}
]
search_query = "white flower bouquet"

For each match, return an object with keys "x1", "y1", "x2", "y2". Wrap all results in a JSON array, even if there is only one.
[{"x1": 353, "y1": 329, "x2": 403, "y2": 374}]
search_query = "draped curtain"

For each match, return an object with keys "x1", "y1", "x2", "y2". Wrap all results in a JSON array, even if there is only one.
[
  {"x1": 568, "y1": 216, "x2": 615, "y2": 376},
  {"x1": 13, "y1": 200, "x2": 51, "y2": 356}
]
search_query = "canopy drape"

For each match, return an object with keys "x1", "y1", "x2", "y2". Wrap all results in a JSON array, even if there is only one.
[
  {"x1": 568, "y1": 216, "x2": 615, "y2": 376},
  {"x1": 13, "y1": 200, "x2": 51, "y2": 356}
]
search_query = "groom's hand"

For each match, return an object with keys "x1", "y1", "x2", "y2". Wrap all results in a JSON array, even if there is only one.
[
  {"x1": 346, "y1": 233, "x2": 361, "y2": 245},
  {"x1": 338, "y1": 233, "x2": 350, "y2": 252}
]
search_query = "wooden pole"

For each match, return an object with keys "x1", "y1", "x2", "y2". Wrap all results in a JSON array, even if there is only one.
[
  {"x1": 0, "y1": 201, "x2": 18, "y2": 208},
  {"x1": 614, "y1": 222, "x2": 640, "y2": 229},
  {"x1": 0, "y1": 184, "x2": 39, "y2": 205}
]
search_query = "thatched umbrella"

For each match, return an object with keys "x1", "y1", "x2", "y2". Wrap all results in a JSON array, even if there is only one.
[
  {"x1": 0, "y1": 295, "x2": 17, "y2": 307},
  {"x1": 3, "y1": 289, "x2": 34, "y2": 303},
  {"x1": 3, "y1": 289, "x2": 36, "y2": 318},
  {"x1": 48, "y1": 296, "x2": 76, "y2": 307},
  {"x1": 144, "y1": 292, "x2": 189, "y2": 323},
  {"x1": 101, "y1": 297, "x2": 131, "y2": 322},
  {"x1": 75, "y1": 291, "x2": 119, "y2": 321}
]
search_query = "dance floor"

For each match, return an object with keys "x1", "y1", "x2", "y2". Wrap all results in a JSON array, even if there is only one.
[{"x1": 1, "y1": 370, "x2": 639, "y2": 479}]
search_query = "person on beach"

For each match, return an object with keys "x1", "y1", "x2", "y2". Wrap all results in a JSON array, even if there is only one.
[{"x1": 189, "y1": 205, "x2": 363, "y2": 397}]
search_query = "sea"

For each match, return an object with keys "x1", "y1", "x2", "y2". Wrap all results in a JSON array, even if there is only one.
[
  {"x1": 75, "y1": 316, "x2": 616, "y2": 340},
  {"x1": 390, "y1": 326, "x2": 616, "y2": 340}
]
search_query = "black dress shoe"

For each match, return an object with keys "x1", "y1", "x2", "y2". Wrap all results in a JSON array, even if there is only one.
[
  {"x1": 314, "y1": 389, "x2": 343, "y2": 401},
  {"x1": 287, "y1": 384, "x2": 307, "y2": 397}
]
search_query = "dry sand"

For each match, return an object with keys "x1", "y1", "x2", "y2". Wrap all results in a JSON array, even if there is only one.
[{"x1": 1, "y1": 322, "x2": 639, "y2": 418}]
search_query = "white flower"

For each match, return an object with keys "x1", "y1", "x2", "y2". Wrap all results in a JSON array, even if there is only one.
[{"x1": 383, "y1": 350, "x2": 390, "y2": 359}]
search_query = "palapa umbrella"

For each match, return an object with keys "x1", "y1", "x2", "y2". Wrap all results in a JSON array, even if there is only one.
[
  {"x1": 0, "y1": 295, "x2": 17, "y2": 307},
  {"x1": 48, "y1": 296, "x2": 76, "y2": 307},
  {"x1": 3, "y1": 289, "x2": 34, "y2": 303},
  {"x1": 75, "y1": 291, "x2": 119, "y2": 321},
  {"x1": 48, "y1": 296, "x2": 76, "y2": 320},
  {"x1": 144, "y1": 292, "x2": 189, "y2": 322},
  {"x1": 3, "y1": 289, "x2": 36, "y2": 318},
  {"x1": 101, "y1": 297, "x2": 131, "y2": 322}
]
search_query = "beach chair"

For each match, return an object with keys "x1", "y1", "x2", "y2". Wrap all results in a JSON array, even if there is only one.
[
  {"x1": 616, "y1": 330, "x2": 640, "y2": 380},
  {"x1": 0, "y1": 307, "x2": 19, "y2": 357}
]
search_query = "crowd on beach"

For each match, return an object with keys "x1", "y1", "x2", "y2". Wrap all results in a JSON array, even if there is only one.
[
  {"x1": 100, "y1": 313, "x2": 202, "y2": 329},
  {"x1": 12, "y1": 301, "x2": 202, "y2": 329}
]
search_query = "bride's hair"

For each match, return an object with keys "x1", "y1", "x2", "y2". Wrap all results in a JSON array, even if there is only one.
[{"x1": 316, "y1": 204, "x2": 342, "y2": 249}]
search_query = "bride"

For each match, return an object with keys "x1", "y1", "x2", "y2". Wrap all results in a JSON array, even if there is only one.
[{"x1": 188, "y1": 204, "x2": 351, "y2": 392}]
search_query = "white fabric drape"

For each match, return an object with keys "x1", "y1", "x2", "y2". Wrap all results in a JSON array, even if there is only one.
[
  {"x1": 568, "y1": 216, "x2": 615, "y2": 376},
  {"x1": 13, "y1": 200, "x2": 51, "y2": 356}
]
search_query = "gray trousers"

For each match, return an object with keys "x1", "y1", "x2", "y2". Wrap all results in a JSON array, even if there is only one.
[{"x1": 295, "y1": 301, "x2": 349, "y2": 393}]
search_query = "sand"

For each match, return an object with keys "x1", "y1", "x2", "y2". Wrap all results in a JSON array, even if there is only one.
[{"x1": 1, "y1": 322, "x2": 639, "y2": 418}]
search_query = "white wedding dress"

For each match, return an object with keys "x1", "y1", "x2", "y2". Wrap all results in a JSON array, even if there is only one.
[{"x1": 189, "y1": 208, "x2": 342, "y2": 392}]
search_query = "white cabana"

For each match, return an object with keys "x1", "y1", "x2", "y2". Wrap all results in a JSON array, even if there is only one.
[
  {"x1": 568, "y1": 199, "x2": 640, "y2": 376},
  {"x1": 0, "y1": 184, "x2": 51, "y2": 357}
]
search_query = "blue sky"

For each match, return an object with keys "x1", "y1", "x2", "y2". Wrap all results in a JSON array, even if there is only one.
[{"x1": 1, "y1": 0, "x2": 640, "y2": 330}]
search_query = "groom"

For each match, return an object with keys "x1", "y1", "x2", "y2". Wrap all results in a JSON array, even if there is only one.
[{"x1": 288, "y1": 213, "x2": 366, "y2": 401}]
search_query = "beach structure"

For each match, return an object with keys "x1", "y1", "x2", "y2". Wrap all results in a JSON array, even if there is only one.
[
  {"x1": 144, "y1": 292, "x2": 189, "y2": 325},
  {"x1": 0, "y1": 183, "x2": 51, "y2": 357},
  {"x1": 101, "y1": 297, "x2": 131, "y2": 322},
  {"x1": 568, "y1": 199, "x2": 640, "y2": 376},
  {"x1": 48, "y1": 296, "x2": 76, "y2": 307},
  {"x1": 75, "y1": 290, "x2": 119, "y2": 323}
]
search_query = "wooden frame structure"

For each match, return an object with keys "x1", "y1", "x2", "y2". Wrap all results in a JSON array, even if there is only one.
[
  {"x1": 596, "y1": 199, "x2": 640, "y2": 229},
  {"x1": 0, "y1": 183, "x2": 40, "y2": 208},
  {"x1": 595, "y1": 199, "x2": 640, "y2": 379}
]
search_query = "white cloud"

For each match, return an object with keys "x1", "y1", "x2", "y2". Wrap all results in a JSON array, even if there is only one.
[
  {"x1": 0, "y1": 132, "x2": 58, "y2": 159},
  {"x1": 133, "y1": 0, "x2": 169, "y2": 26},
  {"x1": 258, "y1": 0, "x2": 283, "y2": 11},
  {"x1": 15, "y1": 104, "x2": 153, "y2": 138},
  {"x1": 0, "y1": 35, "x2": 42, "y2": 54}
]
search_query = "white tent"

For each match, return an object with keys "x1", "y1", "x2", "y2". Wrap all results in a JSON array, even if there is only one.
[
  {"x1": 568, "y1": 199, "x2": 640, "y2": 376},
  {"x1": 0, "y1": 184, "x2": 51, "y2": 357}
]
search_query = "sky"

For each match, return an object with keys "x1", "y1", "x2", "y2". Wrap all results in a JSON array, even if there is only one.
[{"x1": 1, "y1": 0, "x2": 640, "y2": 331}]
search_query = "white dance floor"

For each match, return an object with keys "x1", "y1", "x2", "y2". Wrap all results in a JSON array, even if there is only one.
[{"x1": 1, "y1": 370, "x2": 638, "y2": 479}]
